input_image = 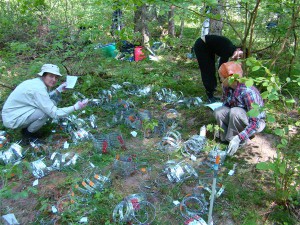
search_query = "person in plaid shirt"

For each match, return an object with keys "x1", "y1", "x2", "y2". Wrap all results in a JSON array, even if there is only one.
[{"x1": 214, "y1": 61, "x2": 266, "y2": 156}]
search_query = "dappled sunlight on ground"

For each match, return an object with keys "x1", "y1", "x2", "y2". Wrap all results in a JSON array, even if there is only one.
[{"x1": 237, "y1": 133, "x2": 278, "y2": 164}]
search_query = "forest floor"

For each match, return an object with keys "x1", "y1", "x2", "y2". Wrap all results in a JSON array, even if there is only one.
[
  {"x1": 0, "y1": 54, "x2": 299, "y2": 224},
  {"x1": 1, "y1": 111, "x2": 289, "y2": 225}
]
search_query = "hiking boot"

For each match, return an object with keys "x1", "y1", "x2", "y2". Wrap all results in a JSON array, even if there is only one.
[{"x1": 21, "y1": 128, "x2": 44, "y2": 145}]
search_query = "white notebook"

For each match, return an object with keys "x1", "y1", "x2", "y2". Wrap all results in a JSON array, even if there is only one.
[{"x1": 204, "y1": 102, "x2": 223, "y2": 111}]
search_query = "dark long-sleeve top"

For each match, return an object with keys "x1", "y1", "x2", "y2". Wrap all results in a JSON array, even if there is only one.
[{"x1": 204, "y1": 35, "x2": 237, "y2": 67}]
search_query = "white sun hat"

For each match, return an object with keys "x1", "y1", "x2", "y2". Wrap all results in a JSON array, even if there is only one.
[{"x1": 37, "y1": 64, "x2": 62, "y2": 76}]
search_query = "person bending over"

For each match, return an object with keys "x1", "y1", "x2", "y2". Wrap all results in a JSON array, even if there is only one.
[
  {"x1": 214, "y1": 61, "x2": 265, "y2": 156},
  {"x1": 2, "y1": 64, "x2": 88, "y2": 142},
  {"x1": 193, "y1": 35, "x2": 244, "y2": 103}
]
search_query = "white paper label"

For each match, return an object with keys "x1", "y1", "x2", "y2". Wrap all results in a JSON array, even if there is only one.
[
  {"x1": 228, "y1": 170, "x2": 234, "y2": 176},
  {"x1": 64, "y1": 141, "x2": 69, "y2": 149},
  {"x1": 66, "y1": 75, "x2": 78, "y2": 89},
  {"x1": 79, "y1": 217, "x2": 88, "y2": 223},
  {"x1": 190, "y1": 154, "x2": 197, "y2": 161},
  {"x1": 130, "y1": 131, "x2": 137, "y2": 137},
  {"x1": 33, "y1": 179, "x2": 39, "y2": 186},
  {"x1": 173, "y1": 200, "x2": 180, "y2": 206},
  {"x1": 52, "y1": 206, "x2": 58, "y2": 213}
]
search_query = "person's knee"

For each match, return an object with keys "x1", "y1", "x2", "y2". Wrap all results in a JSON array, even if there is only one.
[
  {"x1": 214, "y1": 106, "x2": 227, "y2": 119},
  {"x1": 213, "y1": 109, "x2": 221, "y2": 120},
  {"x1": 229, "y1": 107, "x2": 243, "y2": 119},
  {"x1": 27, "y1": 113, "x2": 49, "y2": 133}
]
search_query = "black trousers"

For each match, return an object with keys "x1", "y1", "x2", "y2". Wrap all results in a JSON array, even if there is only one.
[{"x1": 194, "y1": 38, "x2": 217, "y2": 98}]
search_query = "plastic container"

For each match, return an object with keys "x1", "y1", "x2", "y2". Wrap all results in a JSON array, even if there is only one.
[
  {"x1": 101, "y1": 43, "x2": 117, "y2": 57},
  {"x1": 134, "y1": 46, "x2": 146, "y2": 61}
]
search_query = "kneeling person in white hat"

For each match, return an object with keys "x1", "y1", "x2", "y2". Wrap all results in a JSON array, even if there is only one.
[{"x1": 1, "y1": 64, "x2": 88, "y2": 142}]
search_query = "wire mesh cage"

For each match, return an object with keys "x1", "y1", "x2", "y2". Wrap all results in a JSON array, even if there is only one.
[
  {"x1": 30, "y1": 158, "x2": 52, "y2": 179},
  {"x1": 180, "y1": 187, "x2": 208, "y2": 220},
  {"x1": 163, "y1": 160, "x2": 198, "y2": 183},
  {"x1": 182, "y1": 135, "x2": 207, "y2": 156},
  {"x1": 0, "y1": 143, "x2": 24, "y2": 165},
  {"x1": 113, "y1": 193, "x2": 156, "y2": 224},
  {"x1": 92, "y1": 134, "x2": 109, "y2": 154},
  {"x1": 108, "y1": 132, "x2": 126, "y2": 150},
  {"x1": 157, "y1": 130, "x2": 182, "y2": 153},
  {"x1": 112, "y1": 154, "x2": 137, "y2": 176}
]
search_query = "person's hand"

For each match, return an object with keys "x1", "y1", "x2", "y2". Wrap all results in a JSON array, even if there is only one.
[
  {"x1": 227, "y1": 135, "x2": 241, "y2": 156},
  {"x1": 56, "y1": 82, "x2": 67, "y2": 93},
  {"x1": 74, "y1": 99, "x2": 89, "y2": 110},
  {"x1": 231, "y1": 49, "x2": 244, "y2": 60}
]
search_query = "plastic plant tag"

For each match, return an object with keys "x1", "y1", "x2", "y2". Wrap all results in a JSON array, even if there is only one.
[
  {"x1": 2, "y1": 214, "x2": 20, "y2": 225},
  {"x1": 79, "y1": 217, "x2": 88, "y2": 223},
  {"x1": 52, "y1": 205, "x2": 58, "y2": 213},
  {"x1": 33, "y1": 179, "x2": 39, "y2": 186},
  {"x1": 228, "y1": 163, "x2": 237, "y2": 176},
  {"x1": 190, "y1": 154, "x2": 197, "y2": 161},
  {"x1": 200, "y1": 125, "x2": 206, "y2": 137},
  {"x1": 228, "y1": 170, "x2": 234, "y2": 176},
  {"x1": 173, "y1": 200, "x2": 180, "y2": 206},
  {"x1": 64, "y1": 141, "x2": 69, "y2": 149},
  {"x1": 130, "y1": 131, "x2": 137, "y2": 137}
]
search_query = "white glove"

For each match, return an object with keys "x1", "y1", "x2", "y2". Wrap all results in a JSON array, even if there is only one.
[
  {"x1": 227, "y1": 135, "x2": 241, "y2": 156},
  {"x1": 74, "y1": 99, "x2": 89, "y2": 110},
  {"x1": 56, "y1": 82, "x2": 67, "y2": 93}
]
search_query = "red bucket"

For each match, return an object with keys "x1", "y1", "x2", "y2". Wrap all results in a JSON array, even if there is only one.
[{"x1": 134, "y1": 46, "x2": 146, "y2": 61}]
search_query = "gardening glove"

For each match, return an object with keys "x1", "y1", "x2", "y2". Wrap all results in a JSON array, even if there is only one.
[
  {"x1": 56, "y1": 82, "x2": 67, "y2": 93},
  {"x1": 74, "y1": 99, "x2": 89, "y2": 111},
  {"x1": 227, "y1": 135, "x2": 241, "y2": 156}
]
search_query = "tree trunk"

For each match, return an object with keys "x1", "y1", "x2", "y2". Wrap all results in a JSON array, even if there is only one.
[
  {"x1": 168, "y1": 5, "x2": 175, "y2": 37},
  {"x1": 179, "y1": 17, "x2": 184, "y2": 39},
  {"x1": 201, "y1": 6, "x2": 210, "y2": 36},
  {"x1": 209, "y1": 0, "x2": 224, "y2": 35},
  {"x1": 134, "y1": 4, "x2": 150, "y2": 45}
]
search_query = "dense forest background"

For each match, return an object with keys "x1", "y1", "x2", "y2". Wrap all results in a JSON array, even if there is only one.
[{"x1": 0, "y1": 0, "x2": 299, "y2": 224}]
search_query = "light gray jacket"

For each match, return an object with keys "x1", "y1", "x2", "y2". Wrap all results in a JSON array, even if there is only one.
[{"x1": 2, "y1": 77, "x2": 74, "y2": 129}]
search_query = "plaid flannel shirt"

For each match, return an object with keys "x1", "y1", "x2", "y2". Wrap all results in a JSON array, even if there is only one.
[{"x1": 222, "y1": 83, "x2": 265, "y2": 140}]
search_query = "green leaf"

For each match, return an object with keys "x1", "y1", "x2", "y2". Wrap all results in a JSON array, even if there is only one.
[
  {"x1": 286, "y1": 99, "x2": 295, "y2": 104},
  {"x1": 286, "y1": 77, "x2": 291, "y2": 82},
  {"x1": 245, "y1": 78, "x2": 254, "y2": 87},
  {"x1": 267, "y1": 114, "x2": 276, "y2": 123},
  {"x1": 267, "y1": 86, "x2": 273, "y2": 92},
  {"x1": 262, "y1": 82, "x2": 269, "y2": 86},
  {"x1": 268, "y1": 93, "x2": 279, "y2": 101},
  {"x1": 256, "y1": 162, "x2": 275, "y2": 171},
  {"x1": 261, "y1": 91, "x2": 269, "y2": 99},
  {"x1": 274, "y1": 128, "x2": 284, "y2": 136},
  {"x1": 264, "y1": 68, "x2": 271, "y2": 75},
  {"x1": 252, "y1": 66, "x2": 260, "y2": 71},
  {"x1": 247, "y1": 108, "x2": 259, "y2": 117},
  {"x1": 281, "y1": 138, "x2": 288, "y2": 146},
  {"x1": 271, "y1": 77, "x2": 276, "y2": 82},
  {"x1": 246, "y1": 60, "x2": 252, "y2": 66},
  {"x1": 279, "y1": 164, "x2": 286, "y2": 174},
  {"x1": 251, "y1": 103, "x2": 260, "y2": 109},
  {"x1": 206, "y1": 124, "x2": 213, "y2": 131}
]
